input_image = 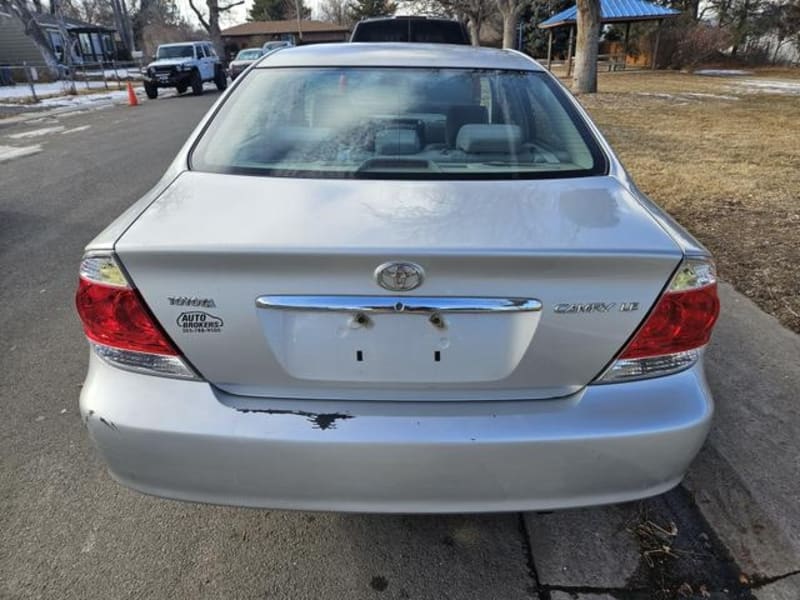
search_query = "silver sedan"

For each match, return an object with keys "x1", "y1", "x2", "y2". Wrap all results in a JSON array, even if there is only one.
[{"x1": 75, "y1": 43, "x2": 720, "y2": 513}]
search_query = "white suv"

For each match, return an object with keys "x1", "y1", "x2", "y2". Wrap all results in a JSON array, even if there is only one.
[{"x1": 143, "y1": 42, "x2": 227, "y2": 99}]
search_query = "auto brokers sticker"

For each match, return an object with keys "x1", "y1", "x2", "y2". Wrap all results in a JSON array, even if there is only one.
[{"x1": 177, "y1": 311, "x2": 223, "y2": 333}]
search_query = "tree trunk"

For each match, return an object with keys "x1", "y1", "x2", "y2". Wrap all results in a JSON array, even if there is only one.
[
  {"x1": 121, "y1": 0, "x2": 136, "y2": 54},
  {"x1": 772, "y1": 38, "x2": 786, "y2": 64},
  {"x1": 207, "y1": 0, "x2": 223, "y2": 57},
  {"x1": 572, "y1": 0, "x2": 600, "y2": 94},
  {"x1": 502, "y1": 13, "x2": 517, "y2": 48},
  {"x1": 188, "y1": 0, "x2": 243, "y2": 59},
  {"x1": 496, "y1": 0, "x2": 524, "y2": 49},
  {"x1": 467, "y1": 17, "x2": 481, "y2": 46}
]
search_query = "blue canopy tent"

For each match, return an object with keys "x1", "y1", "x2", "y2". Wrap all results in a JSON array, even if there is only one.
[{"x1": 538, "y1": 0, "x2": 680, "y2": 73}]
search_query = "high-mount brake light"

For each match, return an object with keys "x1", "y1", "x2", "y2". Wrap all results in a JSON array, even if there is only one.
[
  {"x1": 596, "y1": 258, "x2": 720, "y2": 383},
  {"x1": 75, "y1": 254, "x2": 198, "y2": 379}
]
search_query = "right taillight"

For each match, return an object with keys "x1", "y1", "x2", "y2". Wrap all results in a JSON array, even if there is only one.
[{"x1": 596, "y1": 258, "x2": 720, "y2": 383}]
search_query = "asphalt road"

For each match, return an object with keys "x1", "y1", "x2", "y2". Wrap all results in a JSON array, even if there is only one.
[{"x1": 1, "y1": 94, "x2": 798, "y2": 600}]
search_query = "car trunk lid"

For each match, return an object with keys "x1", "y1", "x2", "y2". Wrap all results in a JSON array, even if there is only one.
[{"x1": 115, "y1": 171, "x2": 682, "y2": 401}]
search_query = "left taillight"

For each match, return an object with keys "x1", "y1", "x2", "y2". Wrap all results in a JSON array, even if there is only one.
[{"x1": 75, "y1": 253, "x2": 198, "y2": 379}]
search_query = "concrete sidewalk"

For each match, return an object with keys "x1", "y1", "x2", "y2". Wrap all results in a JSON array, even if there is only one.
[
  {"x1": 687, "y1": 283, "x2": 800, "y2": 592},
  {"x1": 523, "y1": 282, "x2": 800, "y2": 599}
]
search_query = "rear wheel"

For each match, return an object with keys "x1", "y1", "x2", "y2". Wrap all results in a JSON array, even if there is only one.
[
  {"x1": 214, "y1": 67, "x2": 227, "y2": 91},
  {"x1": 191, "y1": 71, "x2": 203, "y2": 96},
  {"x1": 144, "y1": 82, "x2": 157, "y2": 99}
]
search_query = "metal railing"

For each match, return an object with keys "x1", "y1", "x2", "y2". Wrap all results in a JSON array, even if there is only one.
[{"x1": 0, "y1": 61, "x2": 143, "y2": 104}]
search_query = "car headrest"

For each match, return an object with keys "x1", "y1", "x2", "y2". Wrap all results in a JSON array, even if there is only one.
[
  {"x1": 456, "y1": 124, "x2": 523, "y2": 154},
  {"x1": 375, "y1": 128, "x2": 421, "y2": 155},
  {"x1": 445, "y1": 105, "x2": 488, "y2": 147}
]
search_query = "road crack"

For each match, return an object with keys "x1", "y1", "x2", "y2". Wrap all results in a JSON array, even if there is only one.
[{"x1": 748, "y1": 568, "x2": 800, "y2": 589}]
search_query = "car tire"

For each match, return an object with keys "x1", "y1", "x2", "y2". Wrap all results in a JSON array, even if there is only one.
[
  {"x1": 176, "y1": 83, "x2": 187, "y2": 94},
  {"x1": 144, "y1": 82, "x2": 158, "y2": 99},
  {"x1": 191, "y1": 71, "x2": 203, "y2": 96},
  {"x1": 214, "y1": 67, "x2": 227, "y2": 91}
]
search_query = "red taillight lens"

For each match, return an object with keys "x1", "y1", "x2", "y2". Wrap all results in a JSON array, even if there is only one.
[
  {"x1": 596, "y1": 258, "x2": 720, "y2": 383},
  {"x1": 76, "y1": 277, "x2": 178, "y2": 356},
  {"x1": 76, "y1": 253, "x2": 196, "y2": 379},
  {"x1": 620, "y1": 283, "x2": 720, "y2": 359}
]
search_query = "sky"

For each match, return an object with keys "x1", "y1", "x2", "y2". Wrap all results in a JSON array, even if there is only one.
[
  {"x1": 178, "y1": 0, "x2": 414, "y2": 31},
  {"x1": 177, "y1": 0, "x2": 326, "y2": 29}
]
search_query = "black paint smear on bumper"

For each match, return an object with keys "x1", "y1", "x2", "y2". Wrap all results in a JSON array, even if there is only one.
[{"x1": 236, "y1": 408, "x2": 354, "y2": 430}]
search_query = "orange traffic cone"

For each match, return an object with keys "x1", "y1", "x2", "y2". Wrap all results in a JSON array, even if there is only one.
[{"x1": 126, "y1": 81, "x2": 138, "y2": 106}]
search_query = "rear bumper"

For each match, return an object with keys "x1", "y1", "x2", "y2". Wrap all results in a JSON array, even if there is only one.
[
  {"x1": 144, "y1": 72, "x2": 192, "y2": 87},
  {"x1": 80, "y1": 353, "x2": 713, "y2": 513}
]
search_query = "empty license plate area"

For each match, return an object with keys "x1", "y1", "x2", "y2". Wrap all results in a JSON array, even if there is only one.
[{"x1": 256, "y1": 296, "x2": 542, "y2": 384}]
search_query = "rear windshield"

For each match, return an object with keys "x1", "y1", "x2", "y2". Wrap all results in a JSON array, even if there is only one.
[
  {"x1": 351, "y1": 20, "x2": 468, "y2": 44},
  {"x1": 190, "y1": 67, "x2": 607, "y2": 180}
]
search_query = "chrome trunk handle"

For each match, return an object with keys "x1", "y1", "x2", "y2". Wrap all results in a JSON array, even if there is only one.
[{"x1": 255, "y1": 296, "x2": 542, "y2": 314}]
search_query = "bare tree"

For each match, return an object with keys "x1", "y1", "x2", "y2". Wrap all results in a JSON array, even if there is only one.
[
  {"x1": 0, "y1": 0, "x2": 60, "y2": 71},
  {"x1": 572, "y1": 0, "x2": 600, "y2": 93},
  {"x1": 495, "y1": 0, "x2": 529, "y2": 48},
  {"x1": 318, "y1": 0, "x2": 350, "y2": 25},
  {"x1": 411, "y1": 0, "x2": 493, "y2": 45},
  {"x1": 187, "y1": 0, "x2": 244, "y2": 56},
  {"x1": 450, "y1": 0, "x2": 492, "y2": 46}
]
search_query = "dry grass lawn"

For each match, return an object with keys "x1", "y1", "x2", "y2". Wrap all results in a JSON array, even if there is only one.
[{"x1": 570, "y1": 69, "x2": 800, "y2": 333}]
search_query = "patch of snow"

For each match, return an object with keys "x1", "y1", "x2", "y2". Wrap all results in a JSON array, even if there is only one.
[
  {"x1": 637, "y1": 92, "x2": 678, "y2": 99},
  {"x1": 729, "y1": 79, "x2": 800, "y2": 95},
  {"x1": 684, "y1": 92, "x2": 740, "y2": 101},
  {"x1": 8, "y1": 126, "x2": 65, "y2": 138},
  {"x1": 61, "y1": 125, "x2": 91, "y2": 134},
  {"x1": 0, "y1": 144, "x2": 42, "y2": 162},
  {"x1": 695, "y1": 69, "x2": 754, "y2": 77},
  {"x1": 37, "y1": 89, "x2": 132, "y2": 107},
  {"x1": 82, "y1": 68, "x2": 143, "y2": 79},
  {"x1": 0, "y1": 81, "x2": 72, "y2": 100},
  {"x1": 0, "y1": 80, "x2": 135, "y2": 102},
  {"x1": 636, "y1": 91, "x2": 739, "y2": 102}
]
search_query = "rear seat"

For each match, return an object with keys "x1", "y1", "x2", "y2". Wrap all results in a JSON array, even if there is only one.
[
  {"x1": 445, "y1": 105, "x2": 489, "y2": 148},
  {"x1": 455, "y1": 124, "x2": 523, "y2": 154}
]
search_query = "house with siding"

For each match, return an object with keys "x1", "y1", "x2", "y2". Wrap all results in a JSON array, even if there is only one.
[{"x1": 0, "y1": 11, "x2": 117, "y2": 67}]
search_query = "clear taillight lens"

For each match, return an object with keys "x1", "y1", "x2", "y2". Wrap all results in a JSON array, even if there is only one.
[
  {"x1": 75, "y1": 254, "x2": 198, "y2": 379},
  {"x1": 595, "y1": 258, "x2": 720, "y2": 383}
]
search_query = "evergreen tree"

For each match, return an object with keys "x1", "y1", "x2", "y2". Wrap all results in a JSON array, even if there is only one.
[
  {"x1": 347, "y1": 0, "x2": 397, "y2": 21},
  {"x1": 248, "y1": 0, "x2": 310, "y2": 22}
]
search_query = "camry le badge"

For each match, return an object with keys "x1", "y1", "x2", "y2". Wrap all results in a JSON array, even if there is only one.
[
  {"x1": 374, "y1": 262, "x2": 425, "y2": 292},
  {"x1": 554, "y1": 302, "x2": 640, "y2": 314}
]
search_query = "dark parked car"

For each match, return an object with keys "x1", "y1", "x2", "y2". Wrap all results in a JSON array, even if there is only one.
[{"x1": 350, "y1": 16, "x2": 470, "y2": 44}]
